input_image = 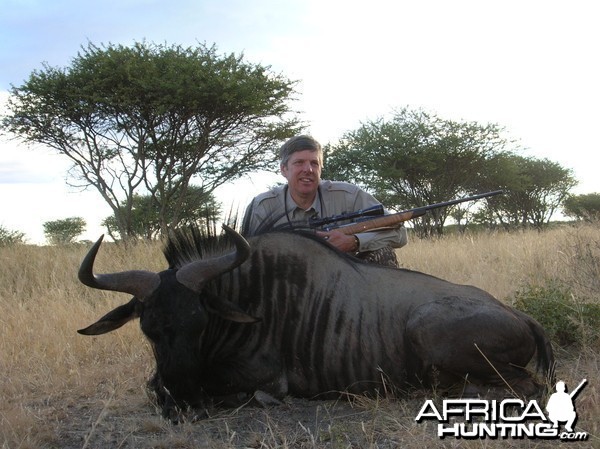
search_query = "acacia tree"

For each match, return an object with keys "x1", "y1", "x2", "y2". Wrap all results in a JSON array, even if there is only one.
[
  {"x1": 475, "y1": 153, "x2": 577, "y2": 229},
  {"x1": 323, "y1": 108, "x2": 509, "y2": 236},
  {"x1": 513, "y1": 157, "x2": 576, "y2": 228},
  {"x1": 2, "y1": 42, "x2": 301, "y2": 239},
  {"x1": 102, "y1": 186, "x2": 220, "y2": 240},
  {"x1": 563, "y1": 193, "x2": 600, "y2": 222},
  {"x1": 43, "y1": 217, "x2": 86, "y2": 245}
]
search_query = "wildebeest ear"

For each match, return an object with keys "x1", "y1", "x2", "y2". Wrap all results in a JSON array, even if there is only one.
[
  {"x1": 204, "y1": 293, "x2": 260, "y2": 324},
  {"x1": 78, "y1": 297, "x2": 142, "y2": 335}
]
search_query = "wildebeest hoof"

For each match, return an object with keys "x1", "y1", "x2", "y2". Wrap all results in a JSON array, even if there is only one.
[
  {"x1": 164, "y1": 407, "x2": 183, "y2": 425},
  {"x1": 252, "y1": 390, "x2": 283, "y2": 408},
  {"x1": 163, "y1": 406, "x2": 208, "y2": 424}
]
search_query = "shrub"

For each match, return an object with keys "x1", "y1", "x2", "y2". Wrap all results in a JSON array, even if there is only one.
[
  {"x1": 512, "y1": 281, "x2": 600, "y2": 348},
  {"x1": 0, "y1": 225, "x2": 26, "y2": 246}
]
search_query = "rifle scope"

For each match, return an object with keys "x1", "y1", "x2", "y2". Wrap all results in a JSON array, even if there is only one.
[{"x1": 309, "y1": 204, "x2": 384, "y2": 228}]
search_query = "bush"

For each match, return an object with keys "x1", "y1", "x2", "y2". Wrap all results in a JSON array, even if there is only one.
[
  {"x1": 512, "y1": 281, "x2": 600, "y2": 348},
  {"x1": 0, "y1": 225, "x2": 26, "y2": 246}
]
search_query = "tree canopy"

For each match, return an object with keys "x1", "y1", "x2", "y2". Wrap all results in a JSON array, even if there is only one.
[
  {"x1": 2, "y1": 41, "x2": 301, "y2": 239},
  {"x1": 563, "y1": 193, "x2": 600, "y2": 222},
  {"x1": 477, "y1": 153, "x2": 577, "y2": 229},
  {"x1": 102, "y1": 187, "x2": 220, "y2": 241},
  {"x1": 43, "y1": 217, "x2": 86, "y2": 245}
]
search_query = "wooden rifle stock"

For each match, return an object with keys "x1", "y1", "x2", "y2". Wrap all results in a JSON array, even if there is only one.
[{"x1": 330, "y1": 210, "x2": 426, "y2": 235}]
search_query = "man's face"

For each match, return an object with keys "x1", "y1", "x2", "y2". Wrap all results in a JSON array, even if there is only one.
[{"x1": 281, "y1": 149, "x2": 322, "y2": 199}]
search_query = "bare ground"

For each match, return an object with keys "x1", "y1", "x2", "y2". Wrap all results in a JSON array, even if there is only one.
[
  {"x1": 18, "y1": 385, "x2": 411, "y2": 448},
  {"x1": 10, "y1": 352, "x2": 598, "y2": 449}
]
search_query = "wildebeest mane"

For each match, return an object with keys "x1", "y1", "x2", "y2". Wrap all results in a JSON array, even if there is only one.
[
  {"x1": 163, "y1": 221, "x2": 362, "y2": 272},
  {"x1": 163, "y1": 226, "x2": 238, "y2": 269}
]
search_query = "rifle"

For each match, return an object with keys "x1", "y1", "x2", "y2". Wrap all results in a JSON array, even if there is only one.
[
  {"x1": 312, "y1": 190, "x2": 504, "y2": 234},
  {"x1": 569, "y1": 379, "x2": 587, "y2": 399}
]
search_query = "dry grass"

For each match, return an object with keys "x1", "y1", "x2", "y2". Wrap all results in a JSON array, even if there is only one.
[
  {"x1": 401, "y1": 227, "x2": 566, "y2": 300},
  {"x1": 1, "y1": 224, "x2": 598, "y2": 448}
]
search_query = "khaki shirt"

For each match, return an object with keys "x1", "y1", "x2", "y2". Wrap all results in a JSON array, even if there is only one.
[{"x1": 242, "y1": 180, "x2": 407, "y2": 252}]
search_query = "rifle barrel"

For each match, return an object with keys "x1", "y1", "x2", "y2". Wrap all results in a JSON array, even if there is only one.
[
  {"x1": 405, "y1": 190, "x2": 504, "y2": 215},
  {"x1": 569, "y1": 379, "x2": 587, "y2": 399}
]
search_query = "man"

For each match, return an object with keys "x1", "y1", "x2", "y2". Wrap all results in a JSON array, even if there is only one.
[
  {"x1": 546, "y1": 381, "x2": 580, "y2": 432},
  {"x1": 242, "y1": 135, "x2": 407, "y2": 267}
]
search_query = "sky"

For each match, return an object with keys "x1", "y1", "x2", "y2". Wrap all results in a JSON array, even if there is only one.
[{"x1": 1, "y1": 0, "x2": 598, "y2": 244}]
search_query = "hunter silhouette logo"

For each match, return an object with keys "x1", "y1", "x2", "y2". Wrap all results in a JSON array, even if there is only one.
[
  {"x1": 415, "y1": 379, "x2": 589, "y2": 441},
  {"x1": 546, "y1": 379, "x2": 587, "y2": 433}
]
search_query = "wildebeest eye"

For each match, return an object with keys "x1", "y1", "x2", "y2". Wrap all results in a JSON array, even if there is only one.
[{"x1": 139, "y1": 310, "x2": 163, "y2": 341}]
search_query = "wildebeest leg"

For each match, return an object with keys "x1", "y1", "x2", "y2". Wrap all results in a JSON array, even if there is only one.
[
  {"x1": 211, "y1": 390, "x2": 283, "y2": 408},
  {"x1": 149, "y1": 387, "x2": 283, "y2": 423},
  {"x1": 405, "y1": 296, "x2": 541, "y2": 397},
  {"x1": 206, "y1": 371, "x2": 288, "y2": 411}
]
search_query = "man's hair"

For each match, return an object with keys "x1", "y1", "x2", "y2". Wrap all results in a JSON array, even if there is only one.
[{"x1": 279, "y1": 135, "x2": 323, "y2": 167}]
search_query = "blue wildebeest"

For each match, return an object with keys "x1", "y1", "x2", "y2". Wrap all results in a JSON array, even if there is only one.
[{"x1": 78, "y1": 226, "x2": 554, "y2": 421}]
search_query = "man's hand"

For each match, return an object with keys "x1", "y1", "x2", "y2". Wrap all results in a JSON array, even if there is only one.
[{"x1": 316, "y1": 230, "x2": 359, "y2": 253}]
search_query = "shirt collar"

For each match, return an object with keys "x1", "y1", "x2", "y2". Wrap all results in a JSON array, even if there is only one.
[{"x1": 285, "y1": 186, "x2": 322, "y2": 216}]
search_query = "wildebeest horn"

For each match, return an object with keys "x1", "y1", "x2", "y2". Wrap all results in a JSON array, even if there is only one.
[
  {"x1": 78, "y1": 235, "x2": 161, "y2": 298},
  {"x1": 176, "y1": 225, "x2": 251, "y2": 292}
]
